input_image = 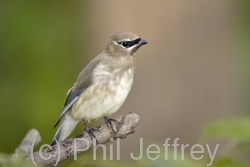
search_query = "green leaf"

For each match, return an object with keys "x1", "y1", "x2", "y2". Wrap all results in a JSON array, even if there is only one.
[
  {"x1": 203, "y1": 117, "x2": 250, "y2": 141},
  {"x1": 210, "y1": 157, "x2": 250, "y2": 167}
]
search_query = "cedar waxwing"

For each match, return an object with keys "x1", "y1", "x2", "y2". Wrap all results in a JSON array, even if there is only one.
[{"x1": 51, "y1": 31, "x2": 147, "y2": 145}]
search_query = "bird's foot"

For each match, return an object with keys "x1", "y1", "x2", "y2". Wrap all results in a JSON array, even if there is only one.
[
  {"x1": 83, "y1": 120, "x2": 100, "y2": 143},
  {"x1": 104, "y1": 116, "x2": 122, "y2": 133}
]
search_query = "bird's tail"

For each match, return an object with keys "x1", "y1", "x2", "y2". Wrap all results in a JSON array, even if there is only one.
[{"x1": 50, "y1": 114, "x2": 78, "y2": 146}]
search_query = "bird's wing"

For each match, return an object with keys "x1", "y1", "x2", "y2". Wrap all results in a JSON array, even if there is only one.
[{"x1": 54, "y1": 58, "x2": 101, "y2": 128}]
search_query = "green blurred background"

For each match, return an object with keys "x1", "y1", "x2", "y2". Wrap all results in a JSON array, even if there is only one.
[
  {"x1": 1, "y1": 1, "x2": 250, "y2": 167},
  {"x1": 0, "y1": 1, "x2": 87, "y2": 150}
]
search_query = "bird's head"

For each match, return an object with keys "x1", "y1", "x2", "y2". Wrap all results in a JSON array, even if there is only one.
[{"x1": 105, "y1": 31, "x2": 147, "y2": 57}]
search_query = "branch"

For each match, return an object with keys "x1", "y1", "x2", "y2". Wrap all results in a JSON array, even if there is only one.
[
  {"x1": 26, "y1": 112, "x2": 140, "y2": 166},
  {"x1": 12, "y1": 129, "x2": 42, "y2": 157}
]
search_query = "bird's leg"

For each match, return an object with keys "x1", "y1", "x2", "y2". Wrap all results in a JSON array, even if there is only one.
[
  {"x1": 104, "y1": 116, "x2": 122, "y2": 133},
  {"x1": 83, "y1": 120, "x2": 99, "y2": 142}
]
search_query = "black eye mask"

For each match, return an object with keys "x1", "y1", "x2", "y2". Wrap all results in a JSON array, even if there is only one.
[{"x1": 117, "y1": 38, "x2": 141, "y2": 48}]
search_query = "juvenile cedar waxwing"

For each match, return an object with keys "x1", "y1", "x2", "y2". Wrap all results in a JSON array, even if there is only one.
[{"x1": 51, "y1": 31, "x2": 147, "y2": 145}]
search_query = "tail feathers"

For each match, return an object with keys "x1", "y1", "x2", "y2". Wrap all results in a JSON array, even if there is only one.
[
  {"x1": 50, "y1": 123, "x2": 63, "y2": 146},
  {"x1": 50, "y1": 115, "x2": 78, "y2": 146}
]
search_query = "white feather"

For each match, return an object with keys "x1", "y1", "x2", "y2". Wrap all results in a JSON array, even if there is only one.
[{"x1": 71, "y1": 66, "x2": 134, "y2": 122}]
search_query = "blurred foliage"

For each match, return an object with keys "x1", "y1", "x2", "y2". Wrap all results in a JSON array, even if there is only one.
[
  {"x1": 0, "y1": 152, "x2": 41, "y2": 167},
  {"x1": 201, "y1": 117, "x2": 250, "y2": 167},
  {"x1": 0, "y1": 1, "x2": 88, "y2": 153},
  {"x1": 239, "y1": 0, "x2": 250, "y2": 108},
  {"x1": 203, "y1": 117, "x2": 250, "y2": 141}
]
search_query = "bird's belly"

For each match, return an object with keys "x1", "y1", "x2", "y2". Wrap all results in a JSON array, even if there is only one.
[{"x1": 71, "y1": 76, "x2": 133, "y2": 122}]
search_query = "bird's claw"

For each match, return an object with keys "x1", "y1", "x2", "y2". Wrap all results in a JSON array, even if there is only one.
[
  {"x1": 104, "y1": 116, "x2": 122, "y2": 133},
  {"x1": 83, "y1": 120, "x2": 100, "y2": 143}
]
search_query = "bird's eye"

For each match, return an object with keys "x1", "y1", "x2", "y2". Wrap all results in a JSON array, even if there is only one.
[
  {"x1": 122, "y1": 42, "x2": 128, "y2": 47},
  {"x1": 117, "y1": 41, "x2": 132, "y2": 48}
]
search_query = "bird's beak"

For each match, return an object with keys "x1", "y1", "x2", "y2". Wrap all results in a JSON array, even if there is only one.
[{"x1": 139, "y1": 39, "x2": 148, "y2": 46}]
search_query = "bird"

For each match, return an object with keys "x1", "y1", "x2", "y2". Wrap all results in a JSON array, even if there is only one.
[{"x1": 50, "y1": 31, "x2": 147, "y2": 145}]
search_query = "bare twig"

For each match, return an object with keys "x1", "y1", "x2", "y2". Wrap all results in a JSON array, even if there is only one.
[
  {"x1": 12, "y1": 129, "x2": 42, "y2": 158},
  {"x1": 26, "y1": 112, "x2": 140, "y2": 166}
]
